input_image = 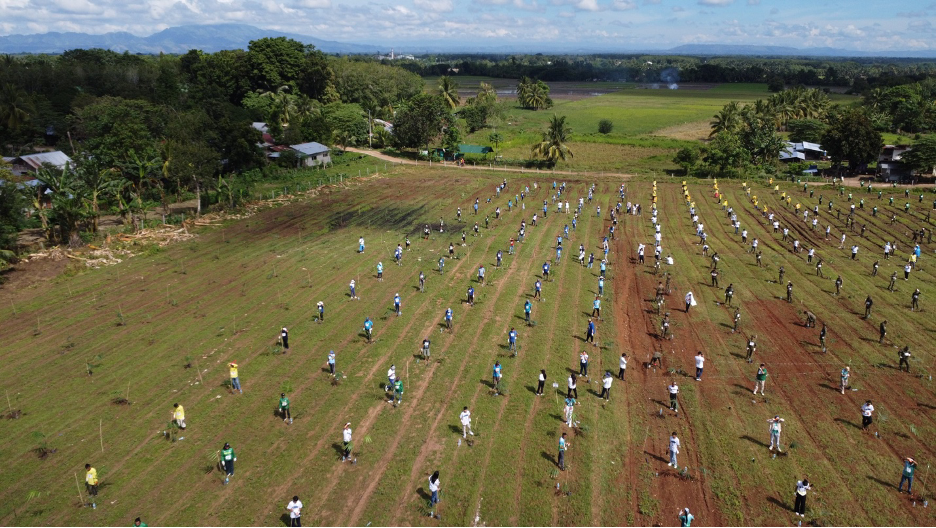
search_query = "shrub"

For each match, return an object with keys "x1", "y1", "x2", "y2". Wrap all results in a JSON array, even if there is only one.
[{"x1": 598, "y1": 119, "x2": 613, "y2": 134}]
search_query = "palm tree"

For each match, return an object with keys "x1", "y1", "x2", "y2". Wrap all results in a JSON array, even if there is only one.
[
  {"x1": 710, "y1": 101, "x2": 743, "y2": 137},
  {"x1": 438, "y1": 76, "x2": 461, "y2": 109},
  {"x1": 531, "y1": 115, "x2": 573, "y2": 163},
  {"x1": 0, "y1": 83, "x2": 32, "y2": 133},
  {"x1": 261, "y1": 86, "x2": 297, "y2": 129}
]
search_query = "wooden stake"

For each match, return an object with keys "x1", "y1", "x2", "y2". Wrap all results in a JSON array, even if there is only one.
[
  {"x1": 74, "y1": 472, "x2": 84, "y2": 506},
  {"x1": 6, "y1": 390, "x2": 11, "y2": 413},
  {"x1": 233, "y1": 315, "x2": 236, "y2": 335},
  {"x1": 99, "y1": 419, "x2": 104, "y2": 453},
  {"x1": 9, "y1": 298, "x2": 14, "y2": 315},
  {"x1": 126, "y1": 380, "x2": 131, "y2": 403},
  {"x1": 195, "y1": 359, "x2": 205, "y2": 385}
]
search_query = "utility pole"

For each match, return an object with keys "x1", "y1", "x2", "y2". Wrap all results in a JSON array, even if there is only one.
[{"x1": 368, "y1": 110, "x2": 373, "y2": 148}]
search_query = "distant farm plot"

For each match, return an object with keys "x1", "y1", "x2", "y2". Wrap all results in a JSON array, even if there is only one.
[{"x1": 0, "y1": 164, "x2": 933, "y2": 527}]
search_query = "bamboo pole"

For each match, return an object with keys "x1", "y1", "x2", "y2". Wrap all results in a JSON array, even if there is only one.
[
  {"x1": 99, "y1": 419, "x2": 104, "y2": 453},
  {"x1": 6, "y1": 390, "x2": 11, "y2": 413},
  {"x1": 195, "y1": 359, "x2": 205, "y2": 385},
  {"x1": 10, "y1": 298, "x2": 16, "y2": 314},
  {"x1": 74, "y1": 472, "x2": 84, "y2": 506},
  {"x1": 126, "y1": 381, "x2": 131, "y2": 403}
]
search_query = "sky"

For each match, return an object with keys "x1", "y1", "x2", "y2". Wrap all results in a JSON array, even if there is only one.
[{"x1": 1, "y1": 0, "x2": 935, "y2": 51}]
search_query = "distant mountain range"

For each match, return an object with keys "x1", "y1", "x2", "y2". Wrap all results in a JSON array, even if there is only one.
[
  {"x1": 1, "y1": 25, "x2": 935, "y2": 58},
  {"x1": 0, "y1": 24, "x2": 380, "y2": 54}
]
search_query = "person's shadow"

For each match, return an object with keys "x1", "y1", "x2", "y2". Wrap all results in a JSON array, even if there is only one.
[{"x1": 279, "y1": 514, "x2": 292, "y2": 527}]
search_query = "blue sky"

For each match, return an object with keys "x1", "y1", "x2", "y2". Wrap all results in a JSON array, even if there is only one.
[{"x1": 1, "y1": 0, "x2": 934, "y2": 51}]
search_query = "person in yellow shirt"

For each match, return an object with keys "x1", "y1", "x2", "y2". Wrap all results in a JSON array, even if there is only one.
[
  {"x1": 85, "y1": 463, "x2": 99, "y2": 509},
  {"x1": 230, "y1": 362, "x2": 243, "y2": 394},
  {"x1": 173, "y1": 403, "x2": 186, "y2": 440}
]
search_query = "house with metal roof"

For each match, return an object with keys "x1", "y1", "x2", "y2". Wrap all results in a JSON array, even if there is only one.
[
  {"x1": 289, "y1": 142, "x2": 331, "y2": 167},
  {"x1": 3, "y1": 151, "x2": 73, "y2": 177}
]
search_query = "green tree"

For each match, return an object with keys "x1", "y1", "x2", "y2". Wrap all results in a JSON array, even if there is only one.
[
  {"x1": 673, "y1": 147, "x2": 700, "y2": 176},
  {"x1": 710, "y1": 101, "x2": 744, "y2": 137},
  {"x1": 900, "y1": 135, "x2": 936, "y2": 175},
  {"x1": 821, "y1": 108, "x2": 883, "y2": 173},
  {"x1": 163, "y1": 140, "x2": 221, "y2": 216},
  {"x1": 787, "y1": 119, "x2": 827, "y2": 144},
  {"x1": 438, "y1": 76, "x2": 461, "y2": 109},
  {"x1": 531, "y1": 115, "x2": 573, "y2": 164},
  {"x1": 69, "y1": 96, "x2": 164, "y2": 169},
  {"x1": 392, "y1": 94, "x2": 449, "y2": 151},
  {"x1": 488, "y1": 132, "x2": 504, "y2": 155},
  {"x1": 0, "y1": 162, "x2": 26, "y2": 270},
  {"x1": 703, "y1": 131, "x2": 749, "y2": 176},
  {"x1": 244, "y1": 37, "x2": 307, "y2": 94},
  {"x1": 0, "y1": 83, "x2": 32, "y2": 134}
]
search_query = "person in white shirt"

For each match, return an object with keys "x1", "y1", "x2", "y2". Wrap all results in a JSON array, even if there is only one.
[
  {"x1": 286, "y1": 496, "x2": 303, "y2": 527},
  {"x1": 567, "y1": 374, "x2": 578, "y2": 399},
  {"x1": 794, "y1": 477, "x2": 811, "y2": 517},
  {"x1": 428, "y1": 471, "x2": 441, "y2": 518},
  {"x1": 861, "y1": 400, "x2": 874, "y2": 429},
  {"x1": 668, "y1": 431, "x2": 681, "y2": 467},
  {"x1": 459, "y1": 407, "x2": 474, "y2": 438},
  {"x1": 618, "y1": 353, "x2": 627, "y2": 381},
  {"x1": 767, "y1": 416, "x2": 785, "y2": 452},
  {"x1": 536, "y1": 369, "x2": 546, "y2": 395},
  {"x1": 342, "y1": 423, "x2": 353, "y2": 461},
  {"x1": 387, "y1": 365, "x2": 396, "y2": 390},
  {"x1": 684, "y1": 291, "x2": 694, "y2": 314},
  {"x1": 668, "y1": 382, "x2": 679, "y2": 414},
  {"x1": 694, "y1": 352, "x2": 705, "y2": 381},
  {"x1": 600, "y1": 371, "x2": 613, "y2": 401}
]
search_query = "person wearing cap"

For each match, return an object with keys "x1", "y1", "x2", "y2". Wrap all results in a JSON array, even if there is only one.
[
  {"x1": 349, "y1": 279, "x2": 357, "y2": 300},
  {"x1": 840, "y1": 366, "x2": 850, "y2": 394},
  {"x1": 279, "y1": 393, "x2": 292, "y2": 424},
  {"x1": 280, "y1": 327, "x2": 289, "y2": 351},
  {"x1": 899, "y1": 456, "x2": 918, "y2": 494},
  {"x1": 317, "y1": 301, "x2": 324, "y2": 322},
  {"x1": 229, "y1": 362, "x2": 242, "y2": 394},
  {"x1": 600, "y1": 371, "x2": 613, "y2": 401},
  {"x1": 363, "y1": 317, "x2": 373, "y2": 343},
  {"x1": 468, "y1": 286, "x2": 475, "y2": 307},
  {"x1": 342, "y1": 423, "x2": 352, "y2": 462},
  {"x1": 376, "y1": 261, "x2": 383, "y2": 282},
  {"x1": 221, "y1": 443, "x2": 236, "y2": 484},
  {"x1": 694, "y1": 352, "x2": 704, "y2": 381},
  {"x1": 172, "y1": 403, "x2": 186, "y2": 440},
  {"x1": 861, "y1": 400, "x2": 874, "y2": 429},
  {"x1": 767, "y1": 415, "x2": 785, "y2": 452},
  {"x1": 678, "y1": 507, "x2": 694, "y2": 527},
  {"x1": 459, "y1": 407, "x2": 474, "y2": 438},
  {"x1": 394, "y1": 293, "x2": 401, "y2": 316},
  {"x1": 286, "y1": 495, "x2": 303, "y2": 527}
]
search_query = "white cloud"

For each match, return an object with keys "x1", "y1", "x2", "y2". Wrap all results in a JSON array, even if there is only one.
[
  {"x1": 575, "y1": 0, "x2": 599, "y2": 10},
  {"x1": 414, "y1": 0, "x2": 453, "y2": 11},
  {"x1": 671, "y1": 5, "x2": 684, "y2": 11},
  {"x1": 643, "y1": 0, "x2": 660, "y2": 4},
  {"x1": 698, "y1": 0, "x2": 733, "y2": 5},
  {"x1": 746, "y1": 0, "x2": 760, "y2": 4},
  {"x1": 294, "y1": 0, "x2": 330, "y2": 6},
  {"x1": 612, "y1": 0, "x2": 637, "y2": 10}
]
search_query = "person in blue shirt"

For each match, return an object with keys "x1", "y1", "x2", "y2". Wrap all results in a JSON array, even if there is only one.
[
  {"x1": 557, "y1": 235, "x2": 563, "y2": 248},
  {"x1": 598, "y1": 277, "x2": 605, "y2": 296},
  {"x1": 600, "y1": 260, "x2": 607, "y2": 278},
  {"x1": 556, "y1": 245, "x2": 562, "y2": 264},
  {"x1": 395, "y1": 245, "x2": 403, "y2": 265},
  {"x1": 394, "y1": 293, "x2": 401, "y2": 316},
  {"x1": 445, "y1": 308, "x2": 453, "y2": 332},
  {"x1": 438, "y1": 257, "x2": 445, "y2": 275},
  {"x1": 592, "y1": 296, "x2": 601, "y2": 318},
  {"x1": 327, "y1": 350, "x2": 336, "y2": 375},
  {"x1": 363, "y1": 317, "x2": 373, "y2": 343},
  {"x1": 564, "y1": 224, "x2": 569, "y2": 239},
  {"x1": 534, "y1": 279, "x2": 542, "y2": 301},
  {"x1": 492, "y1": 361, "x2": 503, "y2": 393},
  {"x1": 496, "y1": 250, "x2": 502, "y2": 268},
  {"x1": 478, "y1": 265, "x2": 486, "y2": 286},
  {"x1": 508, "y1": 327, "x2": 518, "y2": 355},
  {"x1": 467, "y1": 286, "x2": 475, "y2": 306},
  {"x1": 524, "y1": 300, "x2": 533, "y2": 326},
  {"x1": 572, "y1": 217, "x2": 577, "y2": 231},
  {"x1": 585, "y1": 319, "x2": 596, "y2": 344},
  {"x1": 588, "y1": 253, "x2": 594, "y2": 269},
  {"x1": 317, "y1": 301, "x2": 325, "y2": 322},
  {"x1": 543, "y1": 262, "x2": 550, "y2": 281}
]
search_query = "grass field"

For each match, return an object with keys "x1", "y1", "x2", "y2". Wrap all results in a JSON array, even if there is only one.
[{"x1": 1, "y1": 164, "x2": 935, "y2": 526}]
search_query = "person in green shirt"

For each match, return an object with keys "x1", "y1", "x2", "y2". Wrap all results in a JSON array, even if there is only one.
[
  {"x1": 678, "y1": 507, "x2": 694, "y2": 527},
  {"x1": 753, "y1": 364, "x2": 767, "y2": 395},
  {"x1": 899, "y1": 457, "x2": 917, "y2": 494},
  {"x1": 279, "y1": 393, "x2": 292, "y2": 424},
  {"x1": 221, "y1": 443, "x2": 236, "y2": 485},
  {"x1": 392, "y1": 379, "x2": 403, "y2": 407},
  {"x1": 133, "y1": 517, "x2": 147, "y2": 527}
]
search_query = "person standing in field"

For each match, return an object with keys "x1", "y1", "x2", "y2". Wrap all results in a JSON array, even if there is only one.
[
  {"x1": 533, "y1": 279, "x2": 542, "y2": 301},
  {"x1": 618, "y1": 353, "x2": 627, "y2": 381},
  {"x1": 376, "y1": 261, "x2": 383, "y2": 282},
  {"x1": 678, "y1": 507, "x2": 694, "y2": 527},
  {"x1": 85, "y1": 463, "x2": 99, "y2": 509},
  {"x1": 794, "y1": 477, "x2": 811, "y2": 517},
  {"x1": 363, "y1": 317, "x2": 374, "y2": 343},
  {"x1": 508, "y1": 327, "x2": 518, "y2": 355},
  {"x1": 564, "y1": 396, "x2": 576, "y2": 426},
  {"x1": 445, "y1": 308, "x2": 453, "y2": 332},
  {"x1": 281, "y1": 327, "x2": 289, "y2": 351},
  {"x1": 899, "y1": 457, "x2": 917, "y2": 494},
  {"x1": 286, "y1": 495, "x2": 302, "y2": 527},
  {"x1": 600, "y1": 371, "x2": 613, "y2": 401},
  {"x1": 668, "y1": 432, "x2": 681, "y2": 468},
  {"x1": 861, "y1": 400, "x2": 875, "y2": 429},
  {"x1": 684, "y1": 291, "x2": 694, "y2": 314},
  {"x1": 392, "y1": 378, "x2": 403, "y2": 407},
  {"x1": 840, "y1": 366, "x2": 850, "y2": 394},
  {"x1": 419, "y1": 271, "x2": 425, "y2": 293},
  {"x1": 753, "y1": 364, "x2": 767, "y2": 395},
  {"x1": 786, "y1": 282, "x2": 793, "y2": 303},
  {"x1": 524, "y1": 300, "x2": 532, "y2": 325},
  {"x1": 911, "y1": 288, "x2": 920, "y2": 311},
  {"x1": 172, "y1": 403, "x2": 186, "y2": 440},
  {"x1": 558, "y1": 432, "x2": 569, "y2": 471},
  {"x1": 819, "y1": 324, "x2": 827, "y2": 352},
  {"x1": 428, "y1": 471, "x2": 441, "y2": 519},
  {"x1": 279, "y1": 393, "x2": 292, "y2": 424},
  {"x1": 694, "y1": 352, "x2": 704, "y2": 381},
  {"x1": 567, "y1": 373, "x2": 578, "y2": 399},
  {"x1": 317, "y1": 301, "x2": 324, "y2": 322},
  {"x1": 459, "y1": 407, "x2": 474, "y2": 438},
  {"x1": 134, "y1": 517, "x2": 147, "y2": 526},
  {"x1": 536, "y1": 369, "x2": 546, "y2": 395},
  {"x1": 394, "y1": 293, "x2": 402, "y2": 316},
  {"x1": 585, "y1": 319, "x2": 596, "y2": 344},
  {"x1": 767, "y1": 415, "x2": 785, "y2": 452},
  {"x1": 342, "y1": 423, "x2": 353, "y2": 462},
  {"x1": 898, "y1": 346, "x2": 911, "y2": 372},
  {"x1": 668, "y1": 381, "x2": 679, "y2": 415},
  {"x1": 591, "y1": 296, "x2": 601, "y2": 319},
  {"x1": 422, "y1": 338, "x2": 431, "y2": 359},
  {"x1": 358, "y1": 237, "x2": 365, "y2": 253},
  {"x1": 327, "y1": 350, "x2": 336, "y2": 375},
  {"x1": 864, "y1": 295, "x2": 873, "y2": 319},
  {"x1": 746, "y1": 336, "x2": 757, "y2": 363},
  {"x1": 579, "y1": 350, "x2": 589, "y2": 377},
  {"x1": 879, "y1": 320, "x2": 887, "y2": 344},
  {"x1": 221, "y1": 442, "x2": 236, "y2": 484},
  {"x1": 492, "y1": 361, "x2": 503, "y2": 394},
  {"x1": 349, "y1": 279, "x2": 358, "y2": 300},
  {"x1": 230, "y1": 362, "x2": 243, "y2": 394}
]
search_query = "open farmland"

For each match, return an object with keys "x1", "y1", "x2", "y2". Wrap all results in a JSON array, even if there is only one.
[{"x1": 0, "y1": 164, "x2": 935, "y2": 526}]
